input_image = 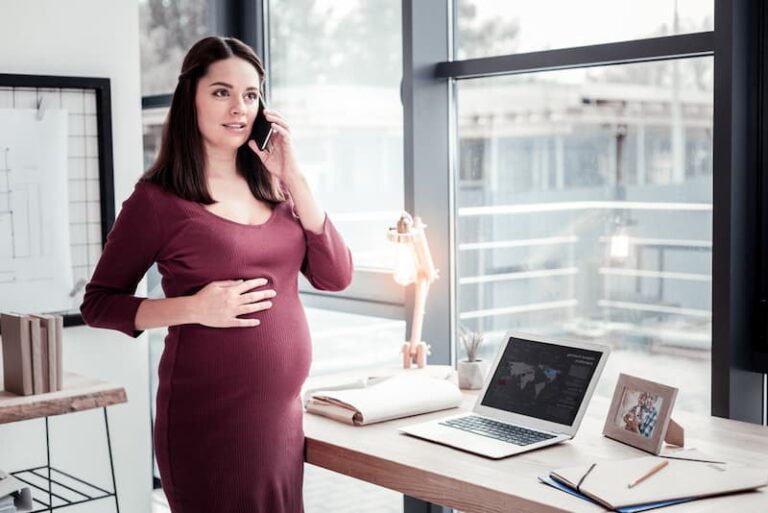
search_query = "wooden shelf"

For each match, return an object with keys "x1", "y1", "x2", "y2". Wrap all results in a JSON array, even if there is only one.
[{"x1": 0, "y1": 372, "x2": 127, "y2": 424}]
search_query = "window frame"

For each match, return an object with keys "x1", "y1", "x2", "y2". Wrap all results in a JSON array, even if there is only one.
[{"x1": 399, "y1": 0, "x2": 765, "y2": 423}]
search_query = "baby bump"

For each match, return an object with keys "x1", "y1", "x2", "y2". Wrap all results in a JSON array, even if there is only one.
[{"x1": 166, "y1": 300, "x2": 312, "y2": 402}]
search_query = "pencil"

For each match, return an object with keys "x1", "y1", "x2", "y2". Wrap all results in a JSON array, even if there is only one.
[
  {"x1": 659, "y1": 455, "x2": 727, "y2": 465},
  {"x1": 627, "y1": 460, "x2": 669, "y2": 489}
]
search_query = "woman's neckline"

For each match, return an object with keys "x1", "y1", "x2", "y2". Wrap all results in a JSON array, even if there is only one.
[{"x1": 193, "y1": 200, "x2": 281, "y2": 228}]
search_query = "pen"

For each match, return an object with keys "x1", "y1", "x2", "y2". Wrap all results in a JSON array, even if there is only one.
[
  {"x1": 627, "y1": 459, "x2": 669, "y2": 488},
  {"x1": 576, "y1": 462, "x2": 596, "y2": 493}
]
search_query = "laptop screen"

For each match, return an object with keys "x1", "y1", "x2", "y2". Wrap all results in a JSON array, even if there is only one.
[{"x1": 480, "y1": 336, "x2": 603, "y2": 426}]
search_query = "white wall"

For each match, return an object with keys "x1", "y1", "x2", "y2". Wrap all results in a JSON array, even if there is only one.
[{"x1": 0, "y1": 1, "x2": 151, "y2": 512}]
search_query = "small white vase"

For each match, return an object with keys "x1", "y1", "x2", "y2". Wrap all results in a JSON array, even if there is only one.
[{"x1": 457, "y1": 360, "x2": 489, "y2": 390}]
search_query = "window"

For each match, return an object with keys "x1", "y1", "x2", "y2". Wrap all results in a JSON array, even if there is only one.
[
  {"x1": 268, "y1": 1, "x2": 406, "y2": 510},
  {"x1": 455, "y1": 58, "x2": 714, "y2": 412},
  {"x1": 269, "y1": 0, "x2": 404, "y2": 270},
  {"x1": 456, "y1": 0, "x2": 714, "y2": 59},
  {"x1": 139, "y1": 0, "x2": 214, "y2": 95},
  {"x1": 306, "y1": 308, "x2": 405, "y2": 375},
  {"x1": 142, "y1": 107, "x2": 167, "y2": 169}
]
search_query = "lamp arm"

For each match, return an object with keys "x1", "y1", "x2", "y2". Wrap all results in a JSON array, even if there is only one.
[
  {"x1": 412, "y1": 218, "x2": 438, "y2": 283},
  {"x1": 408, "y1": 277, "x2": 430, "y2": 352}
]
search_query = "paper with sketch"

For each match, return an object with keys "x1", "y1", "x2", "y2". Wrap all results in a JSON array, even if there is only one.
[
  {"x1": 307, "y1": 374, "x2": 463, "y2": 426},
  {"x1": 550, "y1": 453, "x2": 768, "y2": 509},
  {"x1": 0, "y1": 109, "x2": 72, "y2": 313}
]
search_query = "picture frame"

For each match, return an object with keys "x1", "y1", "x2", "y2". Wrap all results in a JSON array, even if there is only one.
[
  {"x1": 602, "y1": 373, "x2": 681, "y2": 455},
  {"x1": 0, "y1": 73, "x2": 115, "y2": 327}
]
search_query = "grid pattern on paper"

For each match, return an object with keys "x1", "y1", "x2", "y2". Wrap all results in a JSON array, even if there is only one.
[{"x1": 0, "y1": 86, "x2": 102, "y2": 311}]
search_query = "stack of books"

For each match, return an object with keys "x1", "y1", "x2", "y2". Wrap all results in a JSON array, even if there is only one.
[{"x1": 1, "y1": 312, "x2": 64, "y2": 396}]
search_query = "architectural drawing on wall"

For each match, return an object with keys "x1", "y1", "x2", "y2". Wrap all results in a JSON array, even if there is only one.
[
  {"x1": 0, "y1": 108, "x2": 72, "y2": 313},
  {"x1": 0, "y1": 74, "x2": 115, "y2": 325}
]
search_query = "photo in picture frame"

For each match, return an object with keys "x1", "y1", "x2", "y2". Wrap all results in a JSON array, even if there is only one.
[{"x1": 602, "y1": 373, "x2": 684, "y2": 454}]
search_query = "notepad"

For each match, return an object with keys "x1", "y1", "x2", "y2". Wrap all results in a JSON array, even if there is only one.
[
  {"x1": 538, "y1": 475, "x2": 692, "y2": 513},
  {"x1": 550, "y1": 455, "x2": 768, "y2": 509}
]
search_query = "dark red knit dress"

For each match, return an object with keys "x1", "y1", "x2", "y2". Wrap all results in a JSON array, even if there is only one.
[{"x1": 80, "y1": 180, "x2": 353, "y2": 513}]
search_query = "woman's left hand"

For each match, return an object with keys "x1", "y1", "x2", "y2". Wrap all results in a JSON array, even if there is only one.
[
  {"x1": 248, "y1": 108, "x2": 326, "y2": 233},
  {"x1": 247, "y1": 109, "x2": 300, "y2": 182}
]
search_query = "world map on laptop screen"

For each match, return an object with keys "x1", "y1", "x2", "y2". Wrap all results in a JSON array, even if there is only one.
[{"x1": 480, "y1": 337, "x2": 603, "y2": 426}]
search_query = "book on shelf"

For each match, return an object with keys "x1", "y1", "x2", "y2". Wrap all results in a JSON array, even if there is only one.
[
  {"x1": 40, "y1": 325, "x2": 51, "y2": 393},
  {"x1": 29, "y1": 316, "x2": 43, "y2": 394},
  {"x1": 0, "y1": 313, "x2": 34, "y2": 396},
  {"x1": 1, "y1": 312, "x2": 64, "y2": 395},
  {"x1": 54, "y1": 315, "x2": 63, "y2": 391},
  {"x1": 306, "y1": 370, "x2": 463, "y2": 426},
  {"x1": 30, "y1": 314, "x2": 59, "y2": 393}
]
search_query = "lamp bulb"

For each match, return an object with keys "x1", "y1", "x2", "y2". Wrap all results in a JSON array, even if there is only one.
[{"x1": 393, "y1": 243, "x2": 416, "y2": 285}]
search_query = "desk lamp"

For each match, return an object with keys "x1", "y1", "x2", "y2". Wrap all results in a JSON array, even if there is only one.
[{"x1": 387, "y1": 212, "x2": 439, "y2": 368}]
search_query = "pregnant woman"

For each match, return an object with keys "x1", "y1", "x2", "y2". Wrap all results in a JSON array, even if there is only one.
[{"x1": 80, "y1": 36, "x2": 353, "y2": 513}]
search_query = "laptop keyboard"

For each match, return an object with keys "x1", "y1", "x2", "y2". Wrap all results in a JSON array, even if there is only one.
[{"x1": 439, "y1": 415, "x2": 557, "y2": 446}]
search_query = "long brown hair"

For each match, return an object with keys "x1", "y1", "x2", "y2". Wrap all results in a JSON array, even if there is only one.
[{"x1": 142, "y1": 36, "x2": 283, "y2": 205}]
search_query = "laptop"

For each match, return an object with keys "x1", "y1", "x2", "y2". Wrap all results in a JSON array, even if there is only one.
[{"x1": 400, "y1": 331, "x2": 610, "y2": 459}]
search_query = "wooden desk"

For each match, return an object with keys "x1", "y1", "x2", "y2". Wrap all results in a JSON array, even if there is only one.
[
  {"x1": 0, "y1": 373, "x2": 127, "y2": 513},
  {"x1": 304, "y1": 379, "x2": 768, "y2": 513}
]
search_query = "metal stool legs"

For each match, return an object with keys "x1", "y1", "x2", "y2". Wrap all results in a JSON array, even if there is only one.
[
  {"x1": 103, "y1": 407, "x2": 120, "y2": 513},
  {"x1": 19, "y1": 408, "x2": 121, "y2": 512}
]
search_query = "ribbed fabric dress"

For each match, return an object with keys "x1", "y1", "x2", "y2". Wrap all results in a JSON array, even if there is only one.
[{"x1": 80, "y1": 180, "x2": 353, "y2": 513}]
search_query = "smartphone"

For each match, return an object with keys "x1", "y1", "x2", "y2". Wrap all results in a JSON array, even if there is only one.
[{"x1": 251, "y1": 97, "x2": 273, "y2": 151}]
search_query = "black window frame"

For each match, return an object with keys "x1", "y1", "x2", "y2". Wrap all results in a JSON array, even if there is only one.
[{"x1": 400, "y1": 0, "x2": 767, "y2": 424}]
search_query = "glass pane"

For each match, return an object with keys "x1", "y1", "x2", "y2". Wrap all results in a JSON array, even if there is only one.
[
  {"x1": 269, "y1": 0, "x2": 404, "y2": 270},
  {"x1": 142, "y1": 107, "x2": 166, "y2": 169},
  {"x1": 304, "y1": 307, "x2": 405, "y2": 513},
  {"x1": 455, "y1": 58, "x2": 713, "y2": 413},
  {"x1": 456, "y1": 1, "x2": 714, "y2": 59},
  {"x1": 139, "y1": 0, "x2": 214, "y2": 95},
  {"x1": 307, "y1": 308, "x2": 405, "y2": 375}
]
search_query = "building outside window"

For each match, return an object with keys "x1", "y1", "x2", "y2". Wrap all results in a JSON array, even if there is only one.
[
  {"x1": 269, "y1": 0, "x2": 404, "y2": 271},
  {"x1": 456, "y1": 0, "x2": 713, "y2": 59},
  {"x1": 454, "y1": 1, "x2": 714, "y2": 414},
  {"x1": 139, "y1": 0, "x2": 215, "y2": 96},
  {"x1": 455, "y1": 58, "x2": 713, "y2": 412}
]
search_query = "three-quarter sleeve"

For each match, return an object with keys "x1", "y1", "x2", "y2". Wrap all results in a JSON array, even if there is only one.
[
  {"x1": 300, "y1": 214, "x2": 353, "y2": 292},
  {"x1": 80, "y1": 182, "x2": 164, "y2": 337}
]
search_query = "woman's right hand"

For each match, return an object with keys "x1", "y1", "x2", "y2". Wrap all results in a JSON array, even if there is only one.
[{"x1": 192, "y1": 278, "x2": 276, "y2": 328}]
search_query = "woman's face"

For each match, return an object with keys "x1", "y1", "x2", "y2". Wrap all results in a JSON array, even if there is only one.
[{"x1": 194, "y1": 56, "x2": 262, "y2": 153}]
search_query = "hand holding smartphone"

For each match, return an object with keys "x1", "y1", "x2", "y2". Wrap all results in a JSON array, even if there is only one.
[{"x1": 251, "y1": 97, "x2": 274, "y2": 151}]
